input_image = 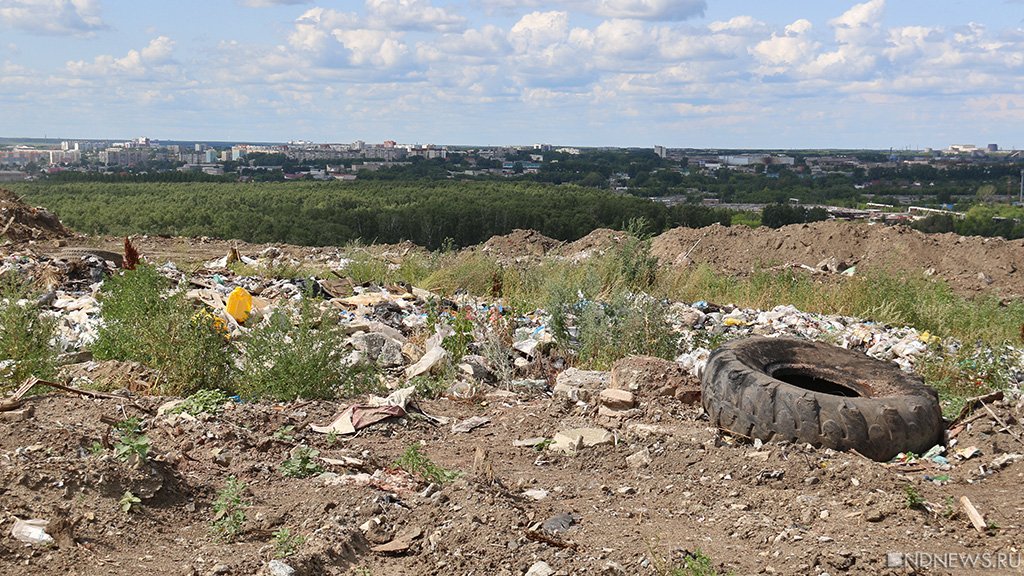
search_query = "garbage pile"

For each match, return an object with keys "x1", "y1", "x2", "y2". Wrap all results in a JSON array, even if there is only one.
[{"x1": 3, "y1": 244, "x2": 1024, "y2": 401}]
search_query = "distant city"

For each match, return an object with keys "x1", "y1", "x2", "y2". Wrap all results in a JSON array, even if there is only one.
[{"x1": 0, "y1": 136, "x2": 1018, "y2": 184}]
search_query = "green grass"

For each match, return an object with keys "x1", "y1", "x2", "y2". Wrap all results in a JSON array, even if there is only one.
[
  {"x1": 0, "y1": 273, "x2": 58, "y2": 394},
  {"x1": 669, "y1": 549, "x2": 732, "y2": 576}
]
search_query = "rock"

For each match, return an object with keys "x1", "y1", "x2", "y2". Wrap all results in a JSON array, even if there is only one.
[
  {"x1": 599, "y1": 388, "x2": 635, "y2": 410},
  {"x1": 626, "y1": 448, "x2": 652, "y2": 469},
  {"x1": 405, "y1": 346, "x2": 448, "y2": 379},
  {"x1": 267, "y1": 559, "x2": 295, "y2": 576},
  {"x1": 602, "y1": 561, "x2": 628, "y2": 576},
  {"x1": 672, "y1": 304, "x2": 706, "y2": 328},
  {"x1": 550, "y1": 427, "x2": 615, "y2": 453},
  {"x1": 553, "y1": 367, "x2": 610, "y2": 401},
  {"x1": 352, "y1": 332, "x2": 405, "y2": 368},
  {"x1": 458, "y1": 354, "x2": 495, "y2": 383},
  {"x1": 523, "y1": 488, "x2": 549, "y2": 501},
  {"x1": 610, "y1": 355, "x2": 700, "y2": 403},
  {"x1": 526, "y1": 561, "x2": 555, "y2": 576}
]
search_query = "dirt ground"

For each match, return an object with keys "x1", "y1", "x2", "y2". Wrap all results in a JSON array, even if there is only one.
[{"x1": 1, "y1": 389, "x2": 1022, "y2": 576}]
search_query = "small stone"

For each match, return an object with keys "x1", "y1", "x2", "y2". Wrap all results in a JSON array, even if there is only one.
[
  {"x1": 267, "y1": 559, "x2": 296, "y2": 576},
  {"x1": 599, "y1": 388, "x2": 635, "y2": 410},
  {"x1": 625, "y1": 448, "x2": 652, "y2": 469},
  {"x1": 525, "y1": 561, "x2": 555, "y2": 576},
  {"x1": 210, "y1": 564, "x2": 229, "y2": 575}
]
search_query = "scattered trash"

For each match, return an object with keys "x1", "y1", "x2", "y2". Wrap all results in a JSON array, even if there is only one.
[
  {"x1": 10, "y1": 517, "x2": 54, "y2": 546},
  {"x1": 451, "y1": 416, "x2": 490, "y2": 434}
]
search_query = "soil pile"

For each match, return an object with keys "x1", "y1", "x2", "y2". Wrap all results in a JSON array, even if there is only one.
[
  {"x1": 480, "y1": 229, "x2": 562, "y2": 261},
  {"x1": 651, "y1": 220, "x2": 1024, "y2": 296},
  {"x1": 552, "y1": 228, "x2": 629, "y2": 261},
  {"x1": 0, "y1": 188, "x2": 74, "y2": 243}
]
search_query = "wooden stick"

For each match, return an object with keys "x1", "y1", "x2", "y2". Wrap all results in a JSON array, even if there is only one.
[
  {"x1": 32, "y1": 379, "x2": 154, "y2": 414},
  {"x1": 0, "y1": 378, "x2": 39, "y2": 411},
  {"x1": 951, "y1": 390, "x2": 1005, "y2": 425},
  {"x1": 959, "y1": 496, "x2": 987, "y2": 533},
  {"x1": 980, "y1": 401, "x2": 1024, "y2": 450}
]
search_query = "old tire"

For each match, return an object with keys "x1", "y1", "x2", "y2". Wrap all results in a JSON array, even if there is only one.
[{"x1": 701, "y1": 336, "x2": 942, "y2": 461}]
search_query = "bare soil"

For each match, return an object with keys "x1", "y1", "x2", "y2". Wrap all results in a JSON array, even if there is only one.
[
  {"x1": 2, "y1": 390, "x2": 1022, "y2": 576},
  {"x1": 651, "y1": 221, "x2": 1024, "y2": 297}
]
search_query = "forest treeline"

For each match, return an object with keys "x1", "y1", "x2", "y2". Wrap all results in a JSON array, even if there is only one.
[{"x1": 11, "y1": 181, "x2": 732, "y2": 249}]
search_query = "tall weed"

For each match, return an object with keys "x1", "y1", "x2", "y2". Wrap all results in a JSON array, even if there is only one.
[
  {"x1": 236, "y1": 300, "x2": 382, "y2": 400},
  {"x1": 0, "y1": 274, "x2": 58, "y2": 393},
  {"x1": 93, "y1": 265, "x2": 231, "y2": 395}
]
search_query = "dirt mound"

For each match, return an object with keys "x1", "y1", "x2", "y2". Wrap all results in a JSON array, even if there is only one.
[
  {"x1": 552, "y1": 228, "x2": 629, "y2": 261},
  {"x1": 479, "y1": 228, "x2": 562, "y2": 261},
  {"x1": 651, "y1": 220, "x2": 1024, "y2": 296},
  {"x1": 0, "y1": 188, "x2": 74, "y2": 243}
]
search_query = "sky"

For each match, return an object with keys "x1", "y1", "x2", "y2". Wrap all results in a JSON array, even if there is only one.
[{"x1": 1, "y1": 0, "x2": 1024, "y2": 148}]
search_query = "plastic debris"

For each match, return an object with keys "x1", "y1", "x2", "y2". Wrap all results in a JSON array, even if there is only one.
[{"x1": 10, "y1": 518, "x2": 54, "y2": 546}]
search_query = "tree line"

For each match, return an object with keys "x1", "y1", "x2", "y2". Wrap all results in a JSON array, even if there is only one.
[{"x1": 12, "y1": 181, "x2": 733, "y2": 249}]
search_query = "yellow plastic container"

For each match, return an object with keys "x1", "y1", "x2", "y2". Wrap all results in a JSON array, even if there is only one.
[{"x1": 225, "y1": 286, "x2": 253, "y2": 323}]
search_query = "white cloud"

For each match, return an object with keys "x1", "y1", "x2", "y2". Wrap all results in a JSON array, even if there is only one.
[
  {"x1": 66, "y1": 36, "x2": 178, "y2": 77},
  {"x1": 331, "y1": 28, "x2": 409, "y2": 67},
  {"x1": 708, "y1": 15, "x2": 767, "y2": 34},
  {"x1": 751, "y1": 19, "x2": 817, "y2": 68},
  {"x1": 365, "y1": 0, "x2": 465, "y2": 32},
  {"x1": 508, "y1": 11, "x2": 569, "y2": 52},
  {"x1": 0, "y1": 0, "x2": 105, "y2": 36}
]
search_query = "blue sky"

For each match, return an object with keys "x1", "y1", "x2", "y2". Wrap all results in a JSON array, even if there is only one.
[{"x1": 2, "y1": 0, "x2": 1023, "y2": 148}]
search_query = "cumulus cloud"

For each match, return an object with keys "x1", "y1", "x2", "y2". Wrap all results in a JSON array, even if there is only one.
[
  {"x1": 66, "y1": 36, "x2": 177, "y2": 77},
  {"x1": 0, "y1": 0, "x2": 105, "y2": 36},
  {"x1": 365, "y1": 0, "x2": 465, "y2": 32}
]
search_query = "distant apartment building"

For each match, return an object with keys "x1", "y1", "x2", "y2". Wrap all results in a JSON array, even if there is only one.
[{"x1": 99, "y1": 147, "x2": 148, "y2": 166}]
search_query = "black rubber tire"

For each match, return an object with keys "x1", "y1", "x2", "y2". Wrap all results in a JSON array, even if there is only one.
[{"x1": 701, "y1": 336, "x2": 943, "y2": 462}]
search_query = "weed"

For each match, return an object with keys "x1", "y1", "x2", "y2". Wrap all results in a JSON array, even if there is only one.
[
  {"x1": 92, "y1": 264, "x2": 232, "y2": 396},
  {"x1": 916, "y1": 345, "x2": 1011, "y2": 419},
  {"x1": 904, "y1": 484, "x2": 925, "y2": 509},
  {"x1": 669, "y1": 549, "x2": 730, "y2": 576},
  {"x1": 325, "y1": 430, "x2": 339, "y2": 447},
  {"x1": 119, "y1": 491, "x2": 141, "y2": 514},
  {"x1": 0, "y1": 273, "x2": 58, "y2": 394},
  {"x1": 573, "y1": 293, "x2": 678, "y2": 369},
  {"x1": 272, "y1": 527, "x2": 305, "y2": 558},
  {"x1": 534, "y1": 438, "x2": 554, "y2": 451},
  {"x1": 112, "y1": 417, "x2": 150, "y2": 463},
  {"x1": 237, "y1": 300, "x2": 376, "y2": 400},
  {"x1": 88, "y1": 441, "x2": 104, "y2": 455},
  {"x1": 210, "y1": 476, "x2": 249, "y2": 542},
  {"x1": 280, "y1": 446, "x2": 324, "y2": 478},
  {"x1": 395, "y1": 443, "x2": 459, "y2": 484},
  {"x1": 409, "y1": 373, "x2": 450, "y2": 399},
  {"x1": 172, "y1": 388, "x2": 232, "y2": 417},
  {"x1": 441, "y1": 307, "x2": 475, "y2": 361},
  {"x1": 942, "y1": 496, "x2": 958, "y2": 519},
  {"x1": 605, "y1": 218, "x2": 659, "y2": 291},
  {"x1": 273, "y1": 425, "x2": 296, "y2": 441}
]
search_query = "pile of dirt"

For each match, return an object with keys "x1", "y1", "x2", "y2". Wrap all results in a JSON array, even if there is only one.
[
  {"x1": 651, "y1": 220, "x2": 1024, "y2": 296},
  {"x1": 551, "y1": 228, "x2": 629, "y2": 261},
  {"x1": 0, "y1": 188, "x2": 74, "y2": 243},
  {"x1": 480, "y1": 229, "x2": 562, "y2": 261}
]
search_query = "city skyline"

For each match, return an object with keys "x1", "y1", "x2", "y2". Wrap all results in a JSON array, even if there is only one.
[{"x1": 2, "y1": 0, "x2": 1024, "y2": 148}]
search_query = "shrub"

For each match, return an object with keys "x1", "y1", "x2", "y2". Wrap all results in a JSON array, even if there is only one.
[
  {"x1": 236, "y1": 299, "x2": 381, "y2": 400},
  {"x1": 92, "y1": 265, "x2": 232, "y2": 395},
  {"x1": 0, "y1": 274, "x2": 58, "y2": 394}
]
